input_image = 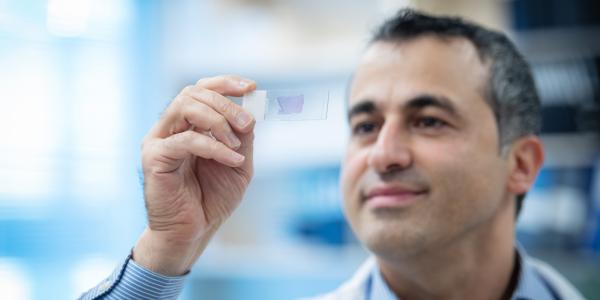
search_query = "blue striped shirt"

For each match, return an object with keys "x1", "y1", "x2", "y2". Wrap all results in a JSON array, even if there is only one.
[{"x1": 78, "y1": 253, "x2": 187, "y2": 300}]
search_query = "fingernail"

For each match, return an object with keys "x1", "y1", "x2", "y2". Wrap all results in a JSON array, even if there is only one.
[
  {"x1": 228, "y1": 132, "x2": 241, "y2": 148},
  {"x1": 239, "y1": 80, "x2": 252, "y2": 87},
  {"x1": 236, "y1": 112, "x2": 252, "y2": 127},
  {"x1": 239, "y1": 79, "x2": 255, "y2": 87},
  {"x1": 230, "y1": 152, "x2": 245, "y2": 164}
]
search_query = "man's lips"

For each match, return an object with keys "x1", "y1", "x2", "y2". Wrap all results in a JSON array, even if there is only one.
[{"x1": 363, "y1": 185, "x2": 427, "y2": 208}]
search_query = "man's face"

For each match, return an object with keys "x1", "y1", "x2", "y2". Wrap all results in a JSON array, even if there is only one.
[{"x1": 341, "y1": 36, "x2": 511, "y2": 260}]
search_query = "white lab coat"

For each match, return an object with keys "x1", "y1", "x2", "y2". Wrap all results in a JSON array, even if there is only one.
[{"x1": 301, "y1": 257, "x2": 586, "y2": 300}]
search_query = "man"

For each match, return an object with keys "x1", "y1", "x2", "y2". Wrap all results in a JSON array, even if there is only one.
[{"x1": 81, "y1": 9, "x2": 585, "y2": 300}]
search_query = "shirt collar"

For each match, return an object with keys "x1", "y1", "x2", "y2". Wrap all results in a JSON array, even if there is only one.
[
  {"x1": 369, "y1": 262, "x2": 398, "y2": 300},
  {"x1": 512, "y1": 245, "x2": 558, "y2": 300},
  {"x1": 368, "y1": 246, "x2": 557, "y2": 300}
]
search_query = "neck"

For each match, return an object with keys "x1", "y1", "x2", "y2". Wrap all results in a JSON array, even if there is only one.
[{"x1": 378, "y1": 202, "x2": 517, "y2": 300}]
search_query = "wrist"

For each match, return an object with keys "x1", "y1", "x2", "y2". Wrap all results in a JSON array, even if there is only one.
[{"x1": 132, "y1": 227, "x2": 213, "y2": 276}]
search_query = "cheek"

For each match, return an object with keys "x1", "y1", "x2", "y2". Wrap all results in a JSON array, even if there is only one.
[
  {"x1": 423, "y1": 136, "x2": 506, "y2": 215},
  {"x1": 341, "y1": 147, "x2": 369, "y2": 207}
]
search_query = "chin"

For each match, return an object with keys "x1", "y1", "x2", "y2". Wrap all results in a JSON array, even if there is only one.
[{"x1": 355, "y1": 217, "x2": 431, "y2": 260}]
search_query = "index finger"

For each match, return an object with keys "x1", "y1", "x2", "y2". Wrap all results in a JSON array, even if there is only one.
[{"x1": 196, "y1": 75, "x2": 256, "y2": 97}]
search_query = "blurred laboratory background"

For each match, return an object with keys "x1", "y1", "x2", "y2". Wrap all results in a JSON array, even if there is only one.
[{"x1": 0, "y1": 0, "x2": 599, "y2": 299}]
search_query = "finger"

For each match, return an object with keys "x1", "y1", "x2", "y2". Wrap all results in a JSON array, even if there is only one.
[
  {"x1": 154, "y1": 131, "x2": 245, "y2": 171},
  {"x1": 179, "y1": 97, "x2": 241, "y2": 149},
  {"x1": 188, "y1": 88, "x2": 255, "y2": 133},
  {"x1": 148, "y1": 89, "x2": 249, "y2": 142},
  {"x1": 236, "y1": 127, "x2": 255, "y2": 174},
  {"x1": 196, "y1": 75, "x2": 256, "y2": 97},
  {"x1": 147, "y1": 75, "x2": 257, "y2": 140}
]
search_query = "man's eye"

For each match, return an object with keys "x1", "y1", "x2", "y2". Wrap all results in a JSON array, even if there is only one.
[
  {"x1": 352, "y1": 122, "x2": 378, "y2": 135},
  {"x1": 413, "y1": 117, "x2": 447, "y2": 129}
]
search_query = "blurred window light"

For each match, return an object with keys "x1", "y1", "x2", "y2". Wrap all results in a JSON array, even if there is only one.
[
  {"x1": 71, "y1": 157, "x2": 122, "y2": 207},
  {"x1": 1, "y1": 2, "x2": 132, "y2": 204},
  {"x1": 0, "y1": 2, "x2": 48, "y2": 40},
  {"x1": 0, "y1": 46, "x2": 60, "y2": 154},
  {"x1": 45, "y1": 0, "x2": 132, "y2": 40},
  {"x1": 0, "y1": 155, "x2": 56, "y2": 203},
  {"x1": 46, "y1": 0, "x2": 92, "y2": 37},
  {"x1": 0, "y1": 44, "x2": 59, "y2": 201},
  {"x1": 0, "y1": 259, "x2": 31, "y2": 300},
  {"x1": 71, "y1": 44, "x2": 125, "y2": 157},
  {"x1": 85, "y1": 0, "x2": 132, "y2": 39}
]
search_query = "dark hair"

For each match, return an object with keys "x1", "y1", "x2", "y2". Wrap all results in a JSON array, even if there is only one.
[{"x1": 370, "y1": 9, "x2": 541, "y2": 218}]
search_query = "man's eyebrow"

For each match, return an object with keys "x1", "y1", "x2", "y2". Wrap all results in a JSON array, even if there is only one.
[
  {"x1": 347, "y1": 100, "x2": 376, "y2": 121},
  {"x1": 405, "y1": 94, "x2": 458, "y2": 116},
  {"x1": 347, "y1": 95, "x2": 459, "y2": 121}
]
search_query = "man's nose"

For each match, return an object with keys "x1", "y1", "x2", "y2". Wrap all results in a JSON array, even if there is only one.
[{"x1": 367, "y1": 121, "x2": 413, "y2": 174}]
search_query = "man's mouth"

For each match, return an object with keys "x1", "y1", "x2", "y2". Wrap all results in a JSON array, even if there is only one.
[{"x1": 363, "y1": 184, "x2": 428, "y2": 209}]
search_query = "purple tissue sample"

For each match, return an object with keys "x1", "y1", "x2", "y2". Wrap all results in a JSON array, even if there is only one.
[{"x1": 277, "y1": 94, "x2": 304, "y2": 114}]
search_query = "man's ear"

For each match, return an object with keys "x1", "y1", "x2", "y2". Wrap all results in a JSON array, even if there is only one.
[{"x1": 506, "y1": 136, "x2": 545, "y2": 195}]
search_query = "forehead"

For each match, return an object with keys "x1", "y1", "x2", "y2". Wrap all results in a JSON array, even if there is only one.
[{"x1": 349, "y1": 36, "x2": 490, "y2": 110}]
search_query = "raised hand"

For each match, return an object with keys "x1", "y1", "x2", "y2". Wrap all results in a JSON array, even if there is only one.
[{"x1": 133, "y1": 75, "x2": 256, "y2": 275}]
